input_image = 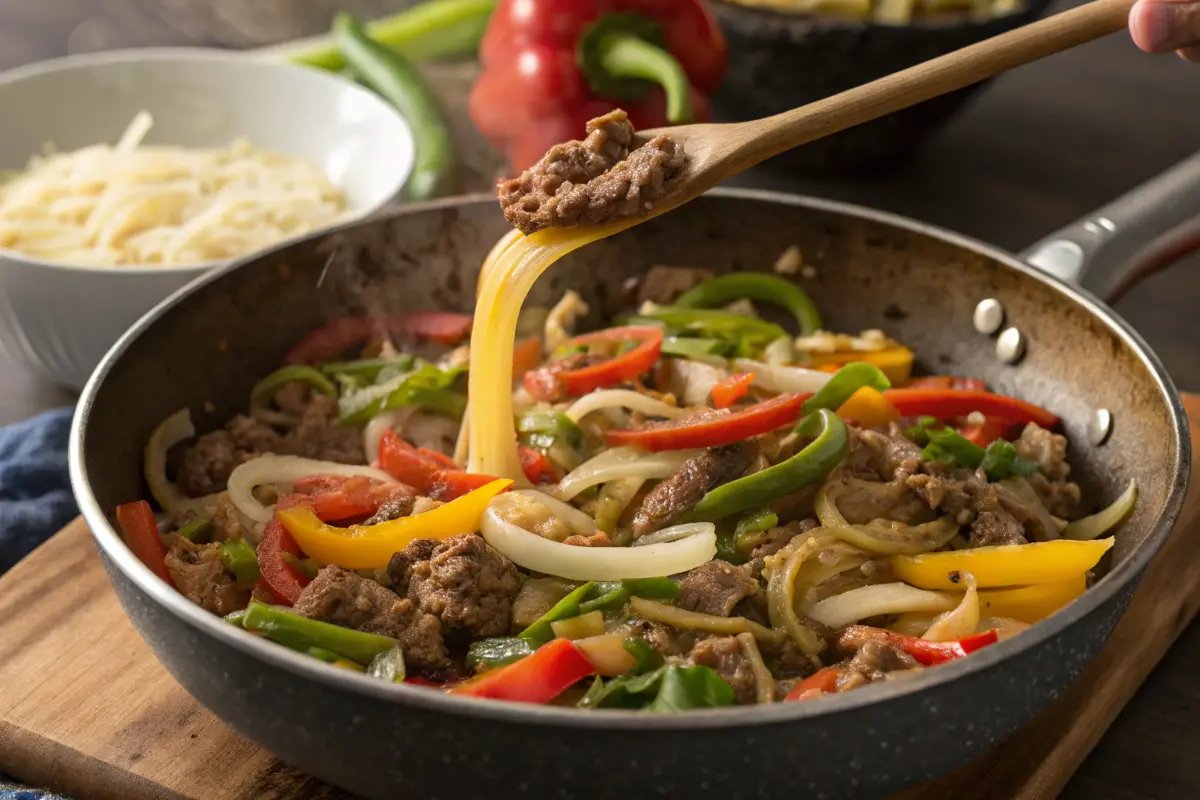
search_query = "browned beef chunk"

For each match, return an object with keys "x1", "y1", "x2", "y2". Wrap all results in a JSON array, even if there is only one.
[
  {"x1": 836, "y1": 640, "x2": 922, "y2": 693},
  {"x1": 635, "y1": 265, "x2": 715, "y2": 305},
  {"x1": 273, "y1": 381, "x2": 313, "y2": 417},
  {"x1": 293, "y1": 566, "x2": 448, "y2": 670},
  {"x1": 364, "y1": 496, "x2": 417, "y2": 527},
  {"x1": 632, "y1": 443, "x2": 753, "y2": 537},
  {"x1": 906, "y1": 468, "x2": 1028, "y2": 546},
  {"x1": 278, "y1": 394, "x2": 365, "y2": 465},
  {"x1": 686, "y1": 636, "x2": 757, "y2": 705},
  {"x1": 164, "y1": 534, "x2": 248, "y2": 615},
  {"x1": 497, "y1": 110, "x2": 686, "y2": 235},
  {"x1": 177, "y1": 415, "x2": 281, "y2": 496},
  {"x1": 832, "y1": 476, "x2": 935, "y2": 526},
  {"x1": 1015, "y1": 423, "x2": 1082, "y2": 518},
  {"x1": 745, "y1": 518, "x2": 821, "y2": 580},
  {"x1": 392, "y1": 534, "x2": 521, "y2": 638},
  {"x1": 677, "y1": 560, "x2": 758, "y2": 617},
  {"x1": 627, "y1": 619, "x2": 693, "y2": 657},
  {"x1": 850, "y1": 423, "x2": 925, "y2": 482}
]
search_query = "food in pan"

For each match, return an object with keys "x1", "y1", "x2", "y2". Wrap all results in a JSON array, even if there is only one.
[
  {"x1": 718, "y1": 0, "x2": 1026, "y2": 24},
  {"x1": 0, "y1": 111, "x2": 348, "y2": 267},
  {"x1": 117, "y1": 251, "x2": 1134, "y2": 710}
]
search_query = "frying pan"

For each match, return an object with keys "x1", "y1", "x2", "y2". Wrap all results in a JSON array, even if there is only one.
[{"x1": 69, "y1": 148, "x2": 1200, "y2": 798}]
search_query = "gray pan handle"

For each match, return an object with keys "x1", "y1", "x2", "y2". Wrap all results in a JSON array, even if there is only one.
[{"x1": 1020, "y1": 149, "x2": 1200, "y2": 302}]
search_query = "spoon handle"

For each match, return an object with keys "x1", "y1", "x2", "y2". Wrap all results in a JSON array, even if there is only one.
[{"x1": 728, "y1": 0, "x2": 1136, "y2": 173}]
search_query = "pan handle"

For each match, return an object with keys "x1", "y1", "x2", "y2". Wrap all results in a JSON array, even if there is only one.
[{"x1": 1020, "y1": 149, "x2": 1200, "y2": 303}]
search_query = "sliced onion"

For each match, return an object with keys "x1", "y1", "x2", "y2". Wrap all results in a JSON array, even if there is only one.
[
  {"x1": 807, "y1": 582, "x2": 958, "y2": 630},
  {"x1": 736, "y1": 632, "x2": 776, "y2": 705},
  {"x1": 1064, "y1": 480, "x2": 1137, "y2": 541},
  {"x1": 565, "y1": 389, "x2": 689, "y2": 424},
  {"x1": 922, "y1": 573, "x2": 979, "y2": 641},
  {"x1": 481, "y1": 496, "x2": 716, "y2": 581},
  {"x1": 733, "y1": 358, "x2": 831, "y2": 395},
  {"x1": 401, "y1": 411, "x2": 460, "y2": 455},
  {"x1": 363, "y1": 409, "x2": 415, "y2": 464},
  {"x1": 816, "y1": 479, "x2": 960, "y2": 555},
  {"x1": 227, "y1": 455, "x2": 395, "y2": 524},
  {"x1": 660, "y1": 358, "x2": 728, "y2": 405},
  {"x1": 997, "y1": 477, "x2": 1060, "y2": 542},
  {"x1": 629, "y1": 597, "x2": 785, "y2": 646},
  {"x1": 555, "y1": 447, "x2": 702, "y2": 501},
  {"x1": 766, "y1": 532, "x2": 837, "y2": 655},
  {"x1": 575, "y1": 634, "x2": 637, "y2": 676},
  {"x1": 510, "y1": 490, "x2": 597, "y2": 535},
  {"x1": 763, "y1": 336, "x2": 796, "y2": 366},
  {"x1": 143, "y1": 408, "x2": 219, "y2": 514},
  {"x1": 633, "y1": 522, "x2": 714, "y2": 546},
  {"x1": 978, "y1": 616, "x2": 1032, "y2": 641}
]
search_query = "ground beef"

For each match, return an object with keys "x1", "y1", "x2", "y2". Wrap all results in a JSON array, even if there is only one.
[
  {"x1": 635, "y1": 265, "x2": 715, "y2": 305},
  {"x1": 273, "y1": 381, "x2": 313, "y2": 417},
  {"x1": 1015, "y1": 423, "x2": 1082, "y2": 518},
  {"x1": 836, "y1": 639, "x2": 922, "y2": 693},
  {"x1": 677, "y1": 560, "x2": 758, "y2": 617},
  {"x1": 906, "y1": 468, "x2": 1028, "y2": 546},
  {"x1": 293, "y1": 565, "x2": 448, "y2": 670},
  {"x1": 208, "y1": 494, "x2": 247, "y2": 542},
  {"x1": 364, "y1": 496, "x2": 417, "y2": 526},
  {"x1": 387, "y1": 539, "x2": 441, "y2": 596},
  {"x1": 163, "y1": 534, "x2": 247, "y2": 615},
  {"x1": 176, "y1": 415, "x2": 281, "y2": 496},
  {"x1": 497, "y1": 110, "x2": 686, "y2": 235},
  {"x1": 632, "y1": 443, "x2": 753, "y2": 537},
  {"x1": 687, "y1": 636, "x2": 758, "y2": 705},
  {"x1": 278, "y1": 394, "x2": 365, "y2": 464},
  {"x1": 393, "y1": 534, "x2": 521, "y2": 639},
  {"x1": 628, "y1": 619, "x2": 692, "y2": 657}
]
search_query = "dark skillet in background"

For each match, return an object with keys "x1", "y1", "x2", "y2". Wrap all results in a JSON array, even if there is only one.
[{"x1": 69, "y1": 149, "x2": 1200, "y2": 799}]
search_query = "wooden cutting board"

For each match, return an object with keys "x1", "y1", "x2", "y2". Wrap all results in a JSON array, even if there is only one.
[{"x1": 1, "y1": 397, "x2": 1198, "y2": 800}]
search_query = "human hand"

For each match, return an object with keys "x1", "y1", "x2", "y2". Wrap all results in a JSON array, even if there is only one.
[{"x1": 1130, "y1": 0, "x2": 1200, "y2": 63}]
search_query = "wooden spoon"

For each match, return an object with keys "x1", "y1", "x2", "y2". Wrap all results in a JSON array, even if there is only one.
[{"x1": 639, "y1": 0, "x2": 1136, "y2": 212}]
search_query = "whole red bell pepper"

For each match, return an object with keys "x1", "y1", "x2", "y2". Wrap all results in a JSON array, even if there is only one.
[{"x1": 470, "y1": 0, "x2": 726, "y2": 171}]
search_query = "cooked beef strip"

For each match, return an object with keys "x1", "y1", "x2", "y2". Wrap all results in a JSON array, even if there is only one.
[
  {"x1": 177, "y1": 414, "x2": 281, "y2": 496},
  {"x1": 401, "y1": 534, "x2": 522, "y2": 639},
  {"x1": 628, "y1": 619, "x2": 694, "y2": 657},
  {"x1": 837, "y1": 639, "x2": 922, "y2": 692},
  {"x1": 277, "y1": 393, "x2": 365, "y2": 464},
  {"x1": 906, "y1": 467, "x2": 1028, "y2": 546},
  {"x1": 293, "y1": 565, "x2": 448, "y2": 670},
  {"x1": 632, "y1": 443, "x2": 753, "y2": 537},
  {"x1": 677, "y1": 560, "x2": 758, "y2": 617},
  {"x1": 686, "y1": 635, "x2": 758, "y2": 705},
  {"x1": 497, "y1": 110, "x2": 687, "y2": 235},
  {"x1": 363, "y1": 496, "x2": 417, "y2": 526},
  {"x1": 1015, "y1": 423, "x2": 1082, "y2": 517},
  {"x1": 635, "y1": 265, "x2": 715, "y2": 305},
  {"x1": 745, "y1": 518, "x2": 820, "y2": 580},
  {"x1": 163, "y1": 534, "x2": 247, "y2": 615},
  {"x1": 850, "y1": 423, "x2": 925, "y2": 482}
]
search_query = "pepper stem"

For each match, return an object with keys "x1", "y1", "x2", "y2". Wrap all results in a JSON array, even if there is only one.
[{"x1": 592, "y1": 31, "x2": 693, "y2": 124}]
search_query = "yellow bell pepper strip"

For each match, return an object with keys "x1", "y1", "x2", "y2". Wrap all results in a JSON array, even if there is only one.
[
  {"x1": 807, "y1": 345, "x2": 914, "y2": 384},
  {"x1": 978, "y1": 575, "x2": 1087, "y2": 623},
  {"x1": 889, "y1": 537, "x2": 1114, "y2": 590},
  {"x1": 277, "y1": 478, "x2": 512, "y2": 570},
  {"x1": 836, "y1": 386, "x2": 900, "y2": 428}
]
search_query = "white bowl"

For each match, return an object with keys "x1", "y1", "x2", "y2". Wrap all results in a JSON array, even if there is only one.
[{"x1": 0, "y1": 48, "x2": 414, "y2": 390}]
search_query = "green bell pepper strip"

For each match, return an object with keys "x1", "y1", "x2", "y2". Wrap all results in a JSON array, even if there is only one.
[
  {"x1": 307, "y1": 646, "x2": 343, "y2": 664},
  {"x1": 175, "y1": 517, "x2": 212, "y2": 542},
  {"x1": 339, "y1": 364, "x2": 466, "y2": 426},
  {"x1": 224, "y1": 608, "x2": 248, "y2": 628},
  {"x1": 518, "y1": 582, "x2": 596, "y2": 646},
  {"x1": 904, "y1": 415, "x2": 941, "y2": 444},
  {"x1": 691, "y1": 409, "x2": 849, "y2": 522},
  {"x1": 924, "y1": 428, "x2": 1039, "y2": 479},
  {"x1": 285, "y1": 0, "x2": 495, "y2": 71},
  {"x1": 517, "y1": 410, "x2": 585, "y2": 450},
  {"x1": 733, "y1": 508, "x2": 778, "y2": 555},
  {"x1": 638, "y1": 307, "x2": 788, "y2": 345},
  {"x1": 674, "y1": 273, "x2": 823, "y2": 336},
  {"x1": 251, "y1": 365, "x2": 337, "y2": 412},
  {"x1": 368, "y1": 646, "x2": 407, "y2": 683},
  {"x1": 242, "y1": 601, "x2": 399, "y2": 665},
  {"x1": 319, "y1": 355, "x2": 416, "y2": 384},
  {"x1": 579, "y1": 577, "x2": 680, "y2": 614},
  {"x1": 333, "y1": 13, "x2": 458, "y2": 202},
  {"x1": 660, "y1": 336, "x2": 731, "y2": 359},
  {"x1": 801, "y1": 362, "x2": 891, "y2": 416},
  {"x1": 466, "y1": 637, "x2": 536, "y2": 671},
  {"x1": 219, "y1": 539, "x2": 261, "y2": 589}
]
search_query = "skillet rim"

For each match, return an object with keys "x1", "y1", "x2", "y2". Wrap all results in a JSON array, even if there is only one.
[{"x1": 69, "y1": 187, "x2": 1191, "y2": 730}]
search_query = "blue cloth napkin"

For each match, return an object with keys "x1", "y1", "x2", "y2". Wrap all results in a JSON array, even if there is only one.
[{"x1": 0, "y1": 407, "x2": 79, "y2": 800}]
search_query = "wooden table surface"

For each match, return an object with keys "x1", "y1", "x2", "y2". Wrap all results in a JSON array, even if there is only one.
[{"x1": 1, "y1": 1, "x2": 1198, "y2": 797}]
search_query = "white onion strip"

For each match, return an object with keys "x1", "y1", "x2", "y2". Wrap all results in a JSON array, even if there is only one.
[
  {"x1": 807, "y1": 582, "x2": 958, "y2": 630},
  {"x1": 227, "y1": 454, "x2": 395, "y2": 524},
  {"x1": 1064, "y1": 480, "x2": 1138, "y2": 540},
  {"x1": 634, "y1": 522, "x2": 715, "y2": 547},
  {"x1": 922, "y1": 573, "x2": 979, "y2": 642},
  {"x1": 363, "y1": 409, "x2": 415, "y2": 464},
  {"x1": 481, "y1": 495, "x2": 716, "y2": 581},
  {"x1": 565, "y1": 389, "x2": 689, "y2": 423},
  {"x1": 143, "y1": 408, "x2": 219, "y2": 514},
  {"x1": 733, "y1": 358, "x2": 831, "y2": 395},
  {"x1": 555, "y1": 447, "x2": 701, "y2": 501}
]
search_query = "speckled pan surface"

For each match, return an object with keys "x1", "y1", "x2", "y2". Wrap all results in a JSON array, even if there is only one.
[{"x1": 70, "y1": 190, "x2": 1189, "y2": 799}]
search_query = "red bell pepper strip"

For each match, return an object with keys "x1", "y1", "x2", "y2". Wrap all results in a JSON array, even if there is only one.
[
  {"x1": 378, "y1": 429, "x2": 500, "y2": 501},
  {"x1": 784, "y1": 666, "x2": 842, "y2": 702},
  {"x1": 450, "y1": 638, "x2": 595, "y2": 704},
  {"x1": 472, "y1": 0, "x2": 726, "y2": 171},
  {"x1": 961, "y1": 416, "x2": 1012, "y2": 447},
  {"x1": 885, "y1": 389, "x2": 1059, "y2": 429},
  {"x1": 282, "y1": 313, "x2": 472, "y2": 365},
  {"x1": 256, "y1": 517, "x2": 310, "y2": 606},
  {"x1": 524, "y1": 326, "x2": 664, "y2": 403},
  {"x1": 519, "y1": 445, "x2": 560, "y2": 485},
  {"x1": 838, "y1": 625, "x2": 1000, "y2": 667},
  {"x1": 115, "y1": 501, "x2": 173, "y2": 585},
  {"x1": 606, "y1": 392, "x2": 808, "y2": 452},
  {"x1": 711, "y1": 372, "x2": 755, "y2": 409}
]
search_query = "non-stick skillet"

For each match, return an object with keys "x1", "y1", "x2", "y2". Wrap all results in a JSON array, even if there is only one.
[{"x1": 69, "y1": 149, "x2": 1200, "y2": 799}]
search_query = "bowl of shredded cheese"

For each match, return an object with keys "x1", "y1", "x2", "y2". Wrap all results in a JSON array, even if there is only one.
[{"x1": 0, "y1": 48, "x2": 414, "y2": 389}]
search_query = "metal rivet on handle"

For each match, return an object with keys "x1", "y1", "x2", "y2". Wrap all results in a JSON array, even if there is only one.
[
  {"x1": 1089, "y1": 408, "x2": 1113, "y2": 446},
  {"x1": 996, "y1": 327, "x2": 1025, "y2": 364},
  {"x1": 973, "y1": 299, "x2": 1005, "y2": 335}
]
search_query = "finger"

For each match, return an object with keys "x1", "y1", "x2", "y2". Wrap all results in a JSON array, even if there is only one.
[
  {"x1": 1180, "y1": 45, "x2": 1200, "y2": 62},
  {"x1": 1129, "y1": 0, "x2": 1200, "y2": 53}
]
